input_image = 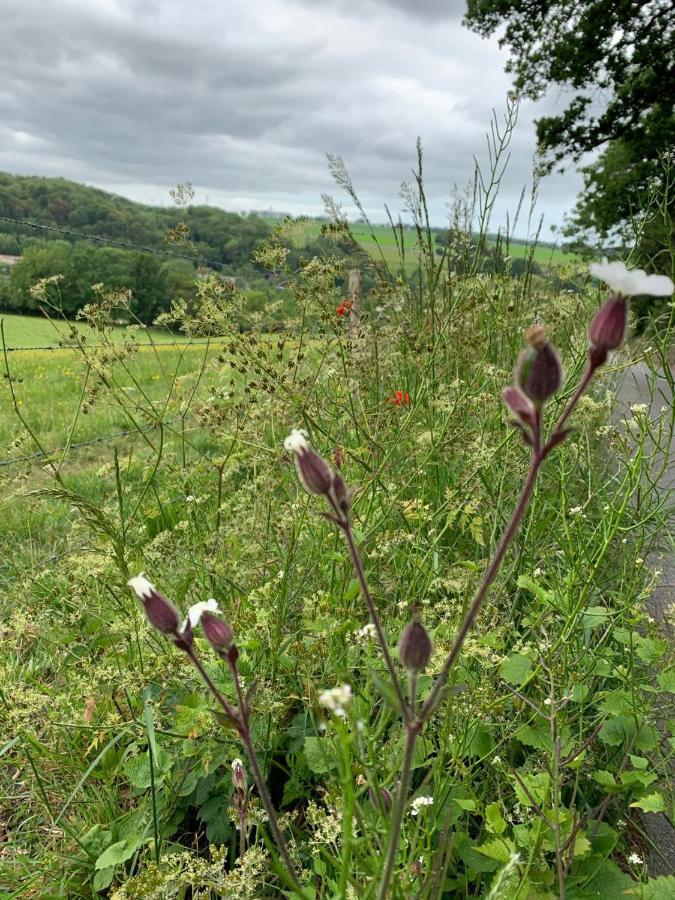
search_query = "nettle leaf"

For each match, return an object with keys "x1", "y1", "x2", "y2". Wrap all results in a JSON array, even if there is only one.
[
  {"x1": 626, "y1": 875, "x2": 675, "y2": 898},
  {"x1": 635, "y1": 635, "x2": 666, "y2": 663},
  {"x1": 499, "y1": 653, "x2": 532, "y2": 686},
  {"x1": 485, "y1": 802, "x2": 507, "y2": 835},
  {"x1": 476, "y1": 837, "x2": 515, "y2": 863},
  {"x1": 630, "y1": 792, "x2": 666, "y2": 814},
  {"x1": 592, "y1": 770, "x2": 617, "y2": 790},
  {"x1": 303, "y1": 736, "x2": 334, "y2": 775},
  {"x1": 569, "y1": 860, "x2": 633, "y2": 899},
  {"x1": 599, "y1": 716, "x2": 658, "y2": 751}
]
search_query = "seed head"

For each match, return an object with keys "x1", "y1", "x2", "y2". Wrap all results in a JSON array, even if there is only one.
[
  {"x1": 128, "y1": 574, "x2": 180, "y2": 634},
  {"x1": 398, "y1": 618, "x2": 432, "y2": 673}
]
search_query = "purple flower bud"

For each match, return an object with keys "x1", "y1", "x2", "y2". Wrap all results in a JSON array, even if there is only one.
[
  {"x1": 201, "y1": 612, "x2": 234, "y2": 651},
  {"x1": 369, "y1": 785, "x2": 392, "y2": 813},
  {"x1": 128, "y1": 574, "x2": 180, "y2": 634},
  {"x1": 330, "y1": 472, "x2": 351, "y2": 517},
  {"x1": 398, "y1": 619, "x2": 432, "y2": 673},
  {"x1": 502, "y1": 386, "x2": 536, "y2": 427},
  {"x1": 231, "y1": 758, "x2": 247, "y2": 793},
  {"x1": 588, "y1": 294, "x2": 627, "y2": 353},
  {"x1": 284, "y1": 429, "x2": 333, "y2": 495},
  {"x1": 515, "y1": 326, "x2": 562, "y2": 406}
]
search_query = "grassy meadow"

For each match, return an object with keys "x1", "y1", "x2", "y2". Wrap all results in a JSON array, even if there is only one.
[{"x1": 0, "y1": 229, "x2": 673, "y2": 899}]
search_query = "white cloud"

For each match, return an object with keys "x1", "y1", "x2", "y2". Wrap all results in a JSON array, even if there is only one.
[{"x1": 0, "y1": 0, "x2": 585, "y2": 238}]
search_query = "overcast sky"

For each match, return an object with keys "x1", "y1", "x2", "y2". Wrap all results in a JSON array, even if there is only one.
[{"x1": 0, "y1": 0, "x2": 586, "y2": 239}]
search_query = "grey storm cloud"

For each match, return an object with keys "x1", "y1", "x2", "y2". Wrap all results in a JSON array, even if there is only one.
[{"x1": 0, "y1": 0, "x2": 585, "y2": 236}]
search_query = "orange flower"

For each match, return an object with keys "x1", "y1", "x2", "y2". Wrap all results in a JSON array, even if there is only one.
[
  {"x1": 337, "y1": 300, "x2": 353, "y2": 316},
  {"x1": 389, "y1": 390, "x2": 410, "y2": 406}
]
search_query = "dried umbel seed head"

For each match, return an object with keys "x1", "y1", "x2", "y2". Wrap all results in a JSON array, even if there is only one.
[
  {"x1": 128, "y1": 574, "x2": 180, "y2": 634},
  {"x1": 515, "y1": 327, "x2": 563, "y2": 407},
  {"x1": 588, "y1": 294, "x2": 627, "y2": 354},
  {"x1": 201, "y1": 611, "x2": 234, "y2": 651},
  {"x1": 284, "y1": 429, "x2": 333, "y2": 496},
  {"x1": 398, "y1": 618, "x2": 432, "y2": 673}
]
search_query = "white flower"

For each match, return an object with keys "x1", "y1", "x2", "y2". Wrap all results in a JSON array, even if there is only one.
[
  {"x1": 186, "y1": 597, "x2": 219, "y2": 627},
  {"x1": 319, "y1": 683, "x2": 352, "y2": 717},
  {"x1": 627, "y1": 852, "x2": 643, "y2": 865},
  {"x1": 185, "y1": 495, "x2": 195, "y2": 503},
  {"x1": 410, "y1": 795, "x2": 434, "y2": 816},
  {"x1": 589, "y1": 258, "x2": 674, "y2": 297},
  {"x1": 231, "y1": 757, "x2": 244, "y2": 771},
  {"x1": 128, "y1": 573, "x2": 155, "y2": 600},
  {"x1": 569, "y1": 506, "x2": 586, "y2": 518},
  {"x1": 357, "y1": 623, "x2": 377, "y2": 639},
  {"x1": 284, "y1": 428, "x2": 309, "y2": 453}
]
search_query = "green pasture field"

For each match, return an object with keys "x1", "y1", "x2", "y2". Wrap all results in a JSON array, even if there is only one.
[{"x1": 0, "y1": 312, "x2": 181, "y2": 349}]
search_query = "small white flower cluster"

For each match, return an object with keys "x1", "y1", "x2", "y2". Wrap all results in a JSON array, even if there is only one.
[
  {"x1": 568, "y1": 506, "x2": 586, "y2": 518},
  {"x1": 410, "y1": 795, "x2": 434, "y2": 816},
  {"x1": 319, "y1": 683, "x2": 352, "y2": 718},
  {"x1": 356, "y1": 623, "x2": 377, "y2": 640},
  {"x1": 627, "y1": 852, "x2": 644, "y2": 865}
]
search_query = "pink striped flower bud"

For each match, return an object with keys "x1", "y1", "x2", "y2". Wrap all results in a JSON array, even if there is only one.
[
  {"x1": 502, "y1": 386, "x2": 536, "y2": 427},
  {"x1": 201, "y1": 611, "x2": 234, "y2": 651},
  {"x1": 128, "y1": 574, "x2": 180, "y2": 634},
  {"x1": 515, "y1": 326, "x2": 562, "y2": 407},
  {"x1": 398, "y1": 618, "x2": 432, "y2": 673},
  {"x1": 284, "y1": 429, "x2": 333, "y2": 496},
  {"x1": 588, "y1": 294, "x2": 627, "y2": 353}
]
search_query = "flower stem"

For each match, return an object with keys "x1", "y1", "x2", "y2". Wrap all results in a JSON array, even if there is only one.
[
  {"x1": 377, "y1": 721, "x2": 419, "y2": 900},
  {"x1": 340, "y1": 518, "x2": 410, "y2": 722}
]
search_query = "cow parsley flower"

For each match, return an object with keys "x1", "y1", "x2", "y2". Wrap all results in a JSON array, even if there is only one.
[
  {"x1": 589, "y1": 258, "x2": 674, "y2": 297},
  {"x1": 410, "y1": 795, "x2": 434, "y2": 816},
  {"x1": 319, "y1": 683, "x2": 352, "y2": 717},
  {"x1": 627, "y1": 852, "x2": 643, "y2": 865}
]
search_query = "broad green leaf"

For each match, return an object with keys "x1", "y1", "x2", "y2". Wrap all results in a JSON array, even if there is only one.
[
  {"x1": 630, "y1": 792, "x2": 666, "y2": 813},
  {"x1": 516, "y1": 723, "x2": 551, "y2": 752},
  {"x1": 592, "y1": 770, "x2": 617, "y2": 789},
  {"x1": 657, "y1": 669, "x2": 675, "y2": 693},
  {"x1": 581, "y1": 606, "x2": 610, "y2": 629},
  {"x1": 625, "y1": 875, "x2": 675, "y2": 898},
  {"x1": 95, "y1": 839, "x2": 139, "y2": 870},
  {"x1": 476, "y1": 837, "x2": 515, "y2": 863},
  {"x1": 499, "y1": 653, "x2": 532, "y2": 686},
  {"x1": 303, "y1": 736, "x2": 333, "y2": 775},
  {"x1": 513, "y1": 771, "x2": 550, "y2": 808},
  {"x1": 92, "y1": 867, "x2": 114, "y2": 892},
  {"x1": 453, "y1": 798, "x2": 476, "y2": 811},
  {"x1": 485, "y1": 802, "x2": 506, "y2": 835}
]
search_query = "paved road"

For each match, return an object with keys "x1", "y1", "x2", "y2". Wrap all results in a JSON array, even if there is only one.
[{"x1": 615, "y1": 359, "x2": 674, "y2": 876}]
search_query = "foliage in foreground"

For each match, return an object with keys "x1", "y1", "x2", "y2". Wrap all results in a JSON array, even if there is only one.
[{"x1": 0, "y1": 202, "x2": 674, "y2": 898}]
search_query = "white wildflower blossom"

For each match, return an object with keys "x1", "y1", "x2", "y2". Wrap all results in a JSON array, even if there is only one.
[
  {"x1": 186, "y1": 597, "x2": 219, "y2": 627},
  {"x1": 589, "y1": 258, "x2": 674, "y2": 297},
  {"x1": 185, "y1": 495, "x2": 195, "y2": 503},
  {"x1": 127, "y1": 573, "x2": 155, "y2": 600},
  {"x1": 410, "y1": 795, "x2": 434, "y2": 816},
  {"x1": 319, "y1": 683, "x2": 352, "y2": 717},
  {"x1": 629, "y1": 403, "x2": 648, "y2": 416},
  {"x1": 569, "y1": 506, "x2": 586, "y2": 518},
  {"x1": 627, "y1": 852, "x2": 644, "y2": 865},
  {"x1": 284, "y1": 428, "x2": 309, "y2": 453}
]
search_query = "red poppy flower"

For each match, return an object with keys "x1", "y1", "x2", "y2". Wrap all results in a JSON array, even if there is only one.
[
  {"x1": 389, "y1": 390, "x2": 410, "y2": 406},
  {"x1": 337, "y1": 300, "x2": 353, "y2": 316}
]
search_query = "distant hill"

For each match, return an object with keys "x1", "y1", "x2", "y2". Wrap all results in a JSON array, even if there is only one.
[{"x1": 0, "y1": 172, "x2": 271, "y2": 274}]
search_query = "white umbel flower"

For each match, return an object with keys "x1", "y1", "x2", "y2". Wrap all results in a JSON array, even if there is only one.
[
  {"x1": 319, "y1": 683, "x2": 352, "y2": 717},
  {"x1": 410, "y1": 795, "x2": 434, "y2": 816},
  {"x1": 627, "y1": 852, "x2": 643, "y2": 865},
  {"x1": 284, "y1": 428, "x2": 309, "y2": 452},
  {"x1": 186, "y1": 598, "x2": 219, "y2": 627},
  {"x1": 589, "y1": 258, "x2": 674, "y2": 297}
]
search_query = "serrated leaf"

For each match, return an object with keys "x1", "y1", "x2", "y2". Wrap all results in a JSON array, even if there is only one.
[
  {"x1": 304, "y1": 736, "x2": 333, "y2": 775},
  {"x1": 630, "y1": 792, "x2": 666, "y2": 813},
  {"x1": 592, "y1": 770, "x2": 617, "y2": 789},
  {"x1": 657, "y1": 669, "x2": 675, "y2": 693},
  {"x1": 625, "y1": 875, "x2": 675, "y2": 898},
  {"x1": 499, "y1": 653, "x2": 532, "y2": 686},
  {"x1": 476, "y1": 837, "x2": 515, "y2": 863}
]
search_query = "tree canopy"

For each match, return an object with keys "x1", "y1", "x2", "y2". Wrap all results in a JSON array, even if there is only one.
[{"x1": 464, "y1": 1, "x2": 674, "y2": 262}]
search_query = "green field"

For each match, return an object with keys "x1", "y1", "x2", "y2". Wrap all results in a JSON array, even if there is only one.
[{"x1": 0, "y1": 312, "x2": 181, "y2": 349}]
